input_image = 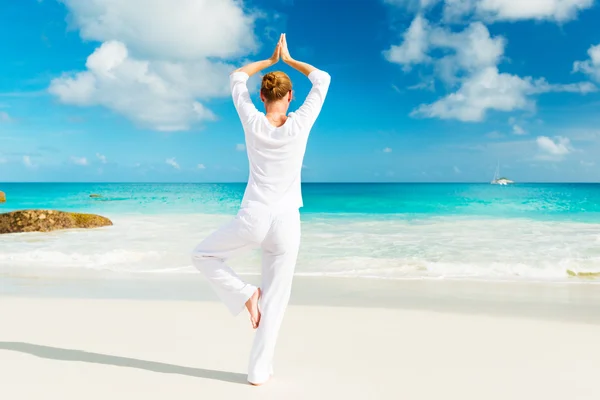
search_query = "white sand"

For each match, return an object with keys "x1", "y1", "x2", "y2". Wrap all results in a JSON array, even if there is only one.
[{"x1": 1, "y1": 296, "x2": 600, "y2": 400}]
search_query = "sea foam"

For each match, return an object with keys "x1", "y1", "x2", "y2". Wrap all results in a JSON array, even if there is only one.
[{"x1": 1, "y1": 213, "x2": 599, "y2": 283}]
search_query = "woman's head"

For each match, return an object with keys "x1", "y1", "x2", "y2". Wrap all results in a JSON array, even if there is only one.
[{"x1": 261, "y1": 71, "x2": 292, "y2": 104}]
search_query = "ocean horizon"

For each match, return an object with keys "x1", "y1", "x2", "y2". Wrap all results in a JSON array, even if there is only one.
[{"x1": 2, "y1": 182, "x2": 600, "y2": 283}]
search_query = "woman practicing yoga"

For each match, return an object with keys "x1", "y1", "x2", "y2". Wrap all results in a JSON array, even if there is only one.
[{"x1": 191, "y1": 33, "x2": 331, "y2": 386}]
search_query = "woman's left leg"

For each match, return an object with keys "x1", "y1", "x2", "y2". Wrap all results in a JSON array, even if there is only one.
[{"x1": 191, "y1": 213, "x2": 261, "y2": 316}]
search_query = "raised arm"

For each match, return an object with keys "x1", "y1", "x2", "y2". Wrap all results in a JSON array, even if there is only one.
[
  {"x1": 283, "y1": 59, "x2": 316, "y2": 77},
  {"x1": 234, "y1": 35, "x2": 282, "y2": 77},
  {"x1": 280, "y1": 34, "x2": 331, "y2": 128},
  {"x1": 230, "y1": 36, "x2": 283, "y2": 124},
  {"x1": 280, "y1": 33, "x2": 316, "y2": 77}
]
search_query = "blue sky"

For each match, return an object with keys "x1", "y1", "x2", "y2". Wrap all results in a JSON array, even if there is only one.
[{"x1": 1, "y1": 0, "x2": 599, "y2": 183}]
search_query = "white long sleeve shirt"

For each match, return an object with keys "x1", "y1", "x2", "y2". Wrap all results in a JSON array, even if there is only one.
[{"x1": 230, "y1": 69, "x2": 331, "y2": 213}]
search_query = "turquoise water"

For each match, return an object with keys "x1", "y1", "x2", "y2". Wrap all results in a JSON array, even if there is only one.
[
  {"x1": 2, "y1": 183, "x2": 600, "y2": 221},
  {"x1": 1, "y1": 183, "x2": 600, "y2": 282}
]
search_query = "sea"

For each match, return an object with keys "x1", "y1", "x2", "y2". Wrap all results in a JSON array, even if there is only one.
[{"x1": 1, "y1": 182, "x2": 600, "y2": 283}]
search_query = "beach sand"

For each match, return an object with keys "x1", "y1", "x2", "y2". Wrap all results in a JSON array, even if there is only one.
[{"x1": 1, "y1": 276, "x2": 600, "y2": 399}]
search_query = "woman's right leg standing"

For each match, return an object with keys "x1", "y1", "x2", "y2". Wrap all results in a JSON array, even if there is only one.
[
  {"x1": 191, "y1": 207, "x2": 300, "y2": 385},
  {"x1": 248, "y1": 210, "x2": 301, "y2": 385}
]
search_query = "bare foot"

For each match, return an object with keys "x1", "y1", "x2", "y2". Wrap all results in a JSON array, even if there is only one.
[
  {"x1": 248, "y1": 378, "x2": 270, "y2": 387},
  {"x1": 245, "y1": 288, "x2": 261, "y2": 329},
  {"x1": 248, "y1": 376, "x2": 271, "y2": 386}
]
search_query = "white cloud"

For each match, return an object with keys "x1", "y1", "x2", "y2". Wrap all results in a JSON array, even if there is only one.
[
  {"x1": 0, "y1": 157, "x2": 7, "y2": 164},
  {"x1": 384, "y1": 19, "x2": 505, "y2": 79},
  {"x1": 386, "y1": 0, "x2": 594, "y2": 22},
  {"x1": 49, "y1": 0, "x2": 258, "y2": 131},
  {"x1": 236, "y1": 143, "x2": 246, "y2": 151},
  {"x1": 0, "y1": 111, "x2": 11, "y2": 122},
  {"x1": 383, "y1": 147, "x2": 393, "y2": 153},
  {"x1": 581, "y1": 160, "x2": 595, "y2": 167},
  {"x1": 407, "y1": 79, "x2": 436, "y2": 91},
  {"x1": 573, "y1": 44, "x2": 600, "y2": 82},
  {"x1": 536, "y1": 136, "x2": 573, "y2": 159},
  {"x1": 71, "y1": 156, "x2": 89, "y2": 166},
  {"x1": 96, "y1": 153, "x2": 107, "y2": 164},
  {"x1": 50, "y1": 41, "x2": 225, "y2": 131},
  {"x1": 512, "y1": 124, "x2": 526, "y2": 135},
  {"x1": 23, "y1": 156, "x2": 34, "y2": 168},
  {"x1": 413, "y1": 67, "x2": 535, "y2": 121},
  {"x1": 443, "y1": 0, "x2": 594, "y2": 22},
  {"x1": 166, "y1": 158, "x2": 180, "y2": 169},
  {"x1": 384, "y1": 0, "x2": 441, "y2": 8},
  {"x1": 390, "y1": 18, "x2": 595, "y2": 122},
  {"x1": 414, "y1": 69, "x2": 594, "y2": 122},
  {"x1": 429, "y1": 22, "x2": 505, "y2": 83},
  {"x1": 59, "y1": 0, "x2": 257, "y2": 60},
  {"x1": 454, "y1": 165, "x2": 461, "y2": 173},
  {"x1": 384, "y1": 15, "x2": 431, "y2": 70},
  {"x1": 532, "y1": 80, "x2": 597, "y2": 94},
  {"x1": 197, "y1": 164, "x2": 206, "y2": 169}
]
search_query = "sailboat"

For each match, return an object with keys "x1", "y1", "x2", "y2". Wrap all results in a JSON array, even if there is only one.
[{"x1": 491, "y1": 162, "x2": 514, "y2": 185}]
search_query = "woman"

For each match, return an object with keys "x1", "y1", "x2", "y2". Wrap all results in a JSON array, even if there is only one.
[{"x1": 191, "y1": 33, "x2": 331, "y2": 386}]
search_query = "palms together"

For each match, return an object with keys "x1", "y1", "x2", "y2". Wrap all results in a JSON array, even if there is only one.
[{"x1": 270, "y1": 34, "x2": 292, "y2": 64}]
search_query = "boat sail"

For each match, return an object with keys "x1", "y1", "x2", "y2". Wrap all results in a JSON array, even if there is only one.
[{"x1": 491, "y1": 162, "x2": 514, "y2": 185}]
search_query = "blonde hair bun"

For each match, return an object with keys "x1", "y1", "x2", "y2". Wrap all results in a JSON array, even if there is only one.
[{"x1": 261, "y1": 71, "x2": 292, "y2": 102}]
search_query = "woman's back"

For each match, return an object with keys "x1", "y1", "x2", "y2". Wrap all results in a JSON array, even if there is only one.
[{"x1": 230, "y1": 69, "x2": 331, "y2": 212}]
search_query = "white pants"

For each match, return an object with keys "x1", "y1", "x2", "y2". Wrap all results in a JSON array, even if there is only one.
[{"x1": 191, "y1": 205, "x2": 301, "y2": 384}]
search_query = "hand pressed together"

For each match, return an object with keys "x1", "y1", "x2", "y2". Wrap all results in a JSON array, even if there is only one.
[
  {"x1": 270, "y1": 33, "x2": 292, "y2": 65},
  {"x1": 280, "y1": 33, "x2": 292, "y2": 63},
  {"x1": 234, "y1": 33, "x2": 317, "y2": 78},
  {"x1": 269, "y1": 34, "x2": 282, "y2": 65}
]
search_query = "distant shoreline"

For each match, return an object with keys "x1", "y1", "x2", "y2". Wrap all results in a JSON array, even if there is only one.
[{"x1": 2, "y1": 181, "x2": 600, "y2": 185}]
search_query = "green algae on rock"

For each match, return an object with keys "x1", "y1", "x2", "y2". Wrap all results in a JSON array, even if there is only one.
[
  {"x1": 0, "y1": 210, "x2": 112, "y2": 234},
  {"x1": 567, "y1": 269, "x2": 600, "y2": 279}
]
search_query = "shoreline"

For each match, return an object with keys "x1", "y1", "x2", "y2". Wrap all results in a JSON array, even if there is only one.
[{"x1": 3, "y1": 271, "x2": 600, "y2": 325}]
